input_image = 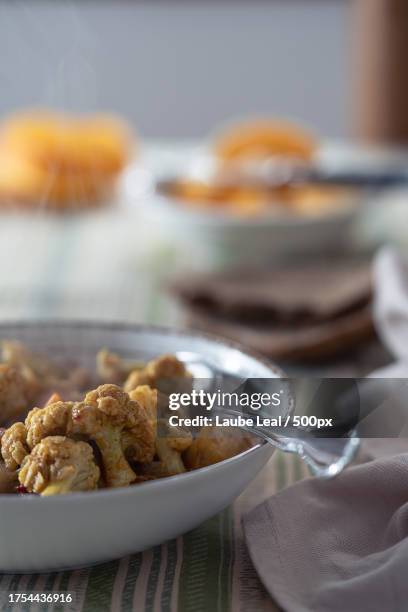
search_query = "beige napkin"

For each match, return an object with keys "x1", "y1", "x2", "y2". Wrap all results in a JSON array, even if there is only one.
[
  {"x1": 244, "y1": 247, "x2": 408, "y2": 612},
  {"x1": 171, "y1": 259, "x2": 374, "y2": 361}
]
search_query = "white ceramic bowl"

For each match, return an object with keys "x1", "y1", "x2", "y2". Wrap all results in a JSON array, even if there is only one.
[
  {"x1": 0, "y1": 321, "x2": 280, "y2": 573},
  {"x1": 122, "y1": 154, "x2": 363, "y2": 269},
  {"x1": 146, "y1": 189, "x2": 358, "y2": 268}
]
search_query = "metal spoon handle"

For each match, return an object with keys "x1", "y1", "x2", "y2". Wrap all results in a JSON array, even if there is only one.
[{"x1": 215, "y1": 407, "x2": 360, "y2": 478}]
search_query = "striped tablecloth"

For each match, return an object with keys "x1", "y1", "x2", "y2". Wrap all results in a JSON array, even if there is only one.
[{"x1": 0, "y1": 210, "x2": 315, "y2": 612}]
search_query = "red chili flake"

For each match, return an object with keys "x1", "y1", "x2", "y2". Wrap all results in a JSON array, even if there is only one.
[
  {"x1": 72, "y1": 413, "x2": 81, "y2": 421},
  {"x1": 16, "y1": 484, "x2": 28, "y2": 494}
]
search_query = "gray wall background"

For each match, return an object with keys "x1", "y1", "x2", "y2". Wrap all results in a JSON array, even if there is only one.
[{"x1": 0, "y1": 1, "x2": 350, "y2": 139}]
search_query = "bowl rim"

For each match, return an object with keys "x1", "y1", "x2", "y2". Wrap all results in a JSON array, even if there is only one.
[{"x1": 0, "y1": 319, "x2": 283, "y2": 503}]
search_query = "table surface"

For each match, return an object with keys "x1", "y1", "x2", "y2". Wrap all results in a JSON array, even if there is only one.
[{"x1": 0, "y1": 142, "x2": 394, "y2": 611}]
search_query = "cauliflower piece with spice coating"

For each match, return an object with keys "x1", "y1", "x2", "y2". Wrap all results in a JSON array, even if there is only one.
[
  {"x1": 1, "y1": 422, "x2": 30, "y2": 470},
  {"x1": 183, "y1": 426, "x2": 253, "y2": 470},
  {"x1": 127, "y1": 386, "x2": 193, "y2": 474},
  {"x1": 128, "y1": 385, "x2": 158, "y2": 436},
  {"x1": 96, "y1": 348, "x2": 144, "y2": 384},
  {"x1": 25, "y1": 401, "x2": 74, "y2": 449},
  {"x1": 124, "y1": 354, "x2": 191, "y2": 396},
  {"x1": 2, "y1": 340, "x2": 90, "y2": 402},
  {"x1": 155, "y1": 420, "x2": 192, "y2": 475},
  {"x1": 128, "y1": 385, "x2": 178, "y2": 434},
  {"x1": 0, "y1": 364, "x2": 29, "y2": 424},
  {"x1": 71, "y1": 384, "x2": 155, "y2": 488},
  {"x1": 19, "y1": 436, "x2": 100, "y2": 495}
]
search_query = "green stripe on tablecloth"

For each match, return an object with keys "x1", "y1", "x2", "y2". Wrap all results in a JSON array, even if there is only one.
[
  {"x1": 177, "y1": 507, "x2": 233, "y2": 612},
  {"x1": 20, "y1": 573, "x2": 41, "y2": 612},
  {"x1": 121, "y1": 554, "x2": 143, "y2": 611},
  {"x1": 37, "y1": 573, "x2": 60, "y2": 612},
  {"x1": 81, "y1": 560, "x2": 120, "y2": 612},
  {"x1": 7, "y1": 574, "x2": 20, "y2": 594},
  {"x1": 144, "y1": 545, "x2": 162, "y2": 611},
  {"x1": 25, "y1": 573, "x2": 39, "y2": 593},
  {"x1": 0, "y1": 575, "x2": 21, "y2": 612},
  {"x1": 160, "y1": 539, "x2": 178, "y2": 611},
  {"x1": 57, "y1": 570, "x2": 72, "y2": 595}
]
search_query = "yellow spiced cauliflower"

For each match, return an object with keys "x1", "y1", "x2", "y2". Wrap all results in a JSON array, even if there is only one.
[
  {"x1": 0, "y1": 364, "x2": 29, "y2": 424},
  {"x1": 2, "y1": 340, "x2": 89, "y2": 401},
  {"x1": 155, "y1": 420, "x2": 192, "y2": 475},
  {"x1": 1, "y1": 422, "x2": 30, "y2": 470},
  {"x1": 183, "y1": 426, "x2": 252, "y2": 470},
  {"x1": 71, "y1": 384, "x2": 155, "y2": 487},
  {"x1": 128, "y1": 385, "x2": 192, "y2": 475},
  {"x1": 18, "y1": 436, "x2": 100, "y2": 495},
  {"x1": 25, "y1": 401, "x2": 74, "y2": 449},
  {"x1": 96, "y1": 348, "x2": 144, "y2": 384},
  {"x1": 3, "y1": 384, "x2": 155, "y2": 490},
  {"x1": 0, "y1": 343, "x2": 256, "y2": 497},
  {"x1": 128, "y1": 385, "x2": 158, "y2": 434},
  {"x1": 124, "y1": 354, "x2": 191, "y2": 395}
]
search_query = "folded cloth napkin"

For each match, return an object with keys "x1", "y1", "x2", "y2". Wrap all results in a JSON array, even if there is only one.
[
  {"x1": 244, "y1": 247, "x2": 408, "y2": 612},
  {"x1": 171, "y1": 259, "x2": 374, "y2": 361}
]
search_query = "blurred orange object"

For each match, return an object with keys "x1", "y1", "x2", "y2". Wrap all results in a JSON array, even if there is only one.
[
  {"x1": 213, "y1": 118, "x2": 317, "y2": 162},
  {"x1": 288, "y1": 185, "x2": 353, "y2": 217},
  {"x1": 0, "y1": 147, "x2": 44, "y2": 205},
  {"x1": 0, "y1": 110, "x2": 132, "y2": 210},
  {"x1": 161, "y1": 177, "x2": 351, "y2": 219},
  {"x1": 158, "y1": 119, "x2": 354, "y2": 218},
  {"x1": 163, "y1": 179, "x2": 271, "y2": 215},
  {"x1": 0, "y1": 147, "x2": 115, "y2": 210}
]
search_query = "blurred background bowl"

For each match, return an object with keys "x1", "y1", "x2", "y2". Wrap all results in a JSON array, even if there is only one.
[{"x1": 123, "y1": 151, "x2": 366, "y2": 269}]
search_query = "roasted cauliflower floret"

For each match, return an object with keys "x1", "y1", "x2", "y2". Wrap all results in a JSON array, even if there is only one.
[
  {"x1": 2, "y1": 340, "x2": 90, "y2": 402},
  {"x1": 183, "y1": 426, "x2": 253, "y2": 470},
  {"x1": 128, "y1": 385, "x2": 158, "y2": 436},
  {"x1": 18, "y1": 436, "x2": 100, "y2": 496},
  {"x1": 96, "y1": 348, "x2": 144, "y2": 384},
  {"x1": 3, "y1": 340, "x2": 62, "y2": 380},
  {"x1": 2, "y1": 340, "x2": 63, "y2": 399},
  {"x1": 124, "y1": 354, "x2": 191, "y2": 395},
  {"x1": 71, "y1": 384, "x2": 155, "y2": 488},
  {"x1": 0, "y1": 364, "x2": 29, "y2": 424},
  {"x1": 25, "y1": 401, "x2": 74, "y2": 449},
  {"x1": 127, "y1": 385, "x2": 193, "y2": 474},
  {"x1": 1, "y1": 422, "x2": 30, "y2": 470},
  {"x1": 155, "y1": 420, "x2": 192, "y2": 475}
]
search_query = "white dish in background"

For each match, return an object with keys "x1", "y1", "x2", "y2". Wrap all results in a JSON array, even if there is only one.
[
  {"x1": 0, "y1": 321, "x2": 279, "y2": 573},
  {"x1": 122, "y1": 148, "x2": 366, "y2": 269}
]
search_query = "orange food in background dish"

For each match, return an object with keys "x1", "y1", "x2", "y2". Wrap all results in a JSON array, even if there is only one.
[
  {"x1": 213, "y1": 118, "x2": 317, "y2": 162},
  {"x1": 288, "y1": 185, "x2": 353, "y2": 216},
  {"x1": 0, "y1": 110, "x2": 133, "y2": 210},
  {"x1": 161, "y1": 118, "x2": 354, "y2": 218},
  {"x1": 164, "y1": 177, "x2": 353, "y2": 218},
  {"x1": 165, "y1": 179, "x2": 274, "y2": 216}
]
